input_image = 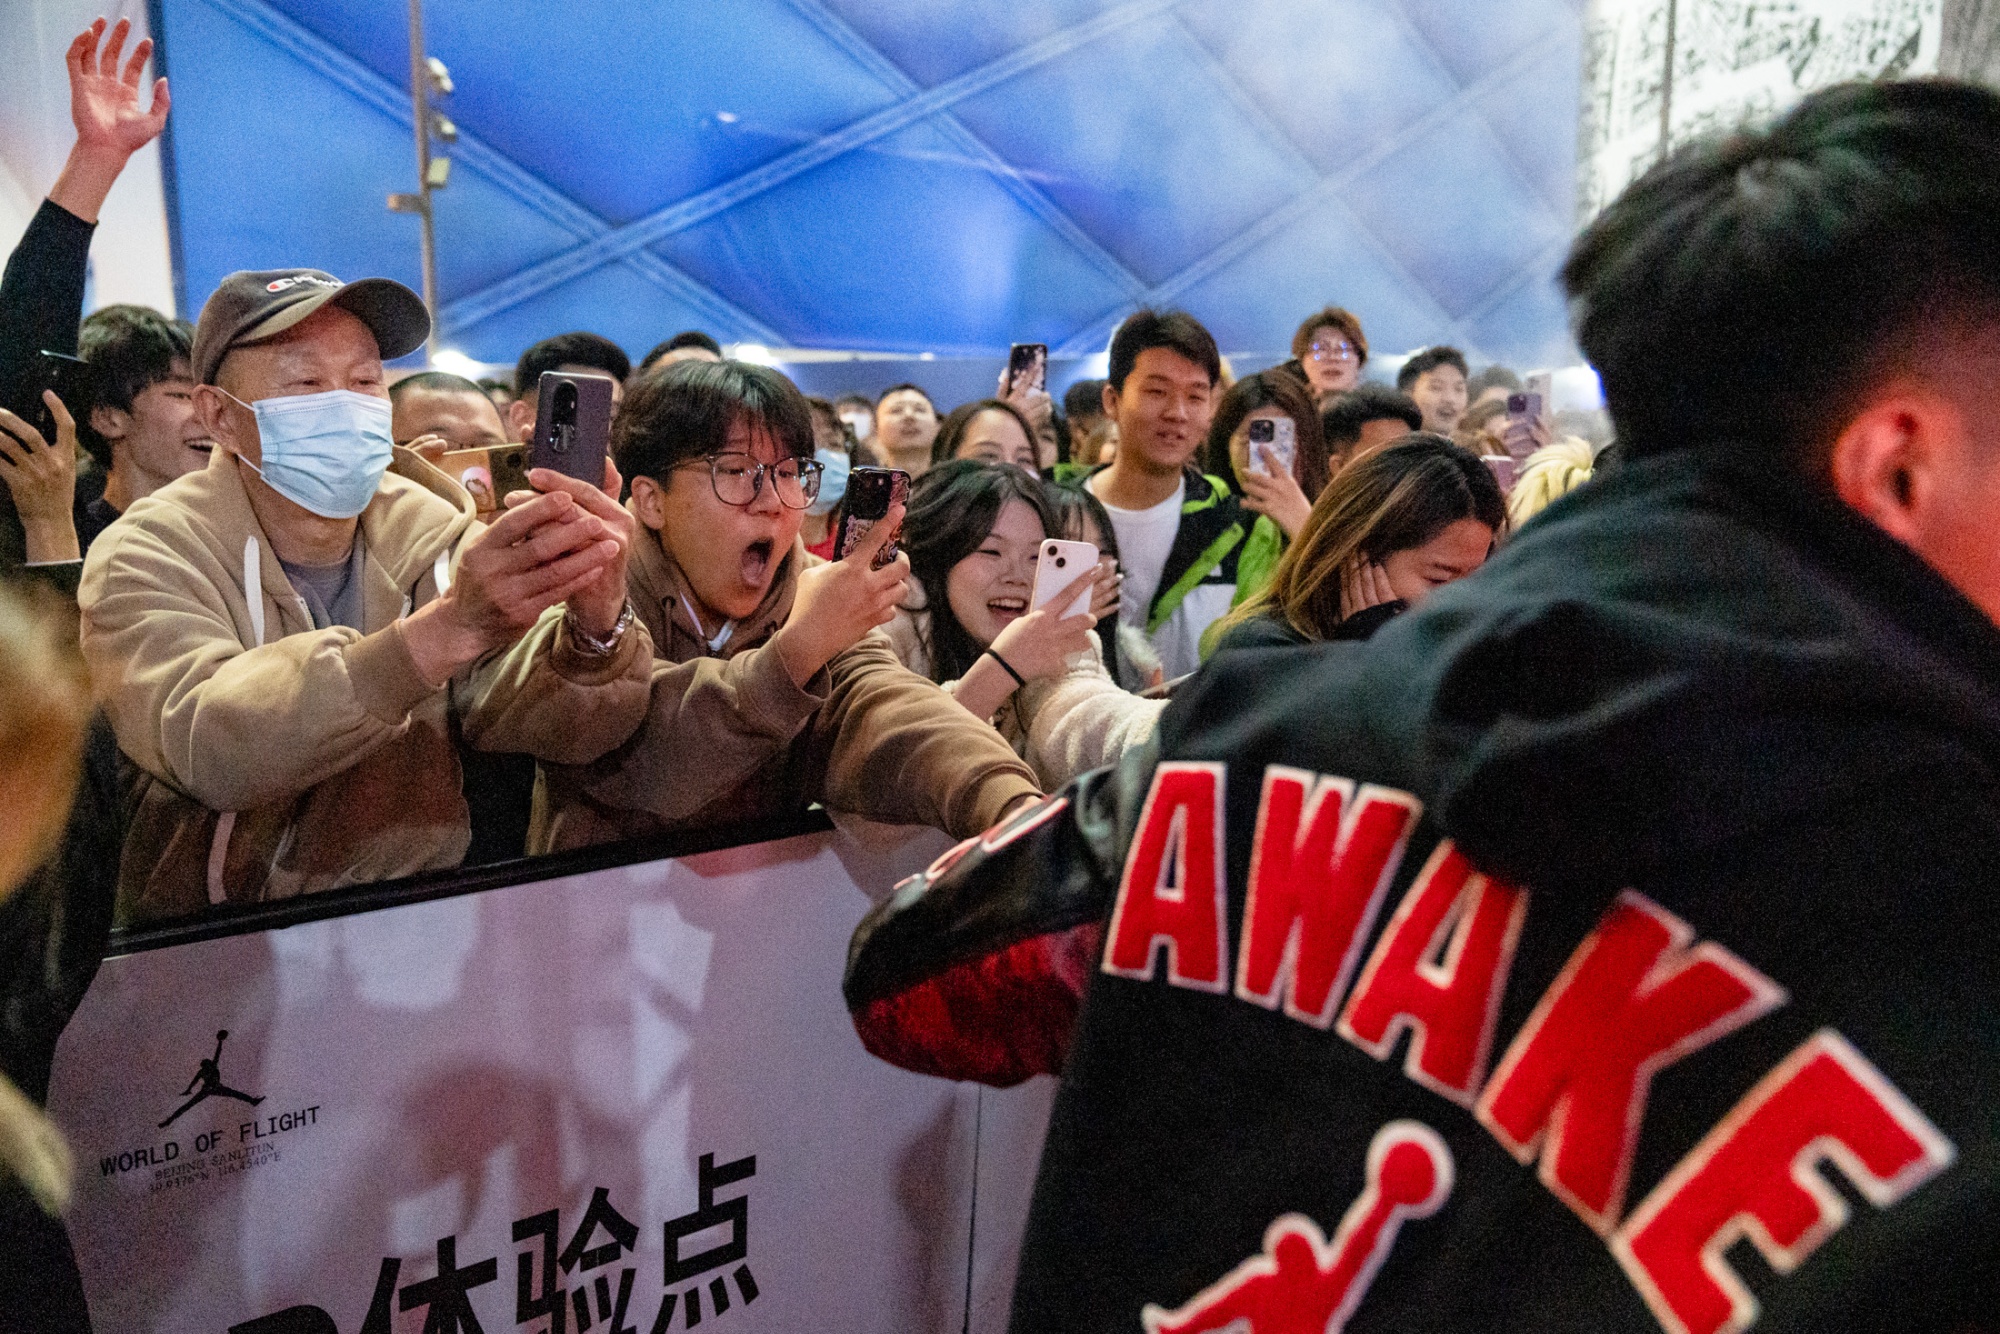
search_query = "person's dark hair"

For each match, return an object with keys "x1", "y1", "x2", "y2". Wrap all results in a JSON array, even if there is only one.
[
  {"x1": 1203, "y1": 371, "x2": 1331, "y2": 499},
  {"x1": 1320, "y1": 384, "x2": 1423, "y2": 451},
  {"x1": 835, "y1": 392, "x2": 875, "y2": 414},
  {"x1": 1289, "y1": 306, "x2": 1369, "y2": 367},
  {"x1": 1567, "y1": 80, "x2": 2000, "y2": 466},
  {"x1": 930, "y1": 398, "x2": 1039, "y2": 466},
  {"x1": 1220, "y1": 434, "x2": 1506, "y2": 642},
  {"x1": 901, "y1": 460, "x2": 1061, "y2": 683},
  {"x1": 75, "y1": 305, "x2": 194, "y2": 466},
  {"x1": 614, "y1": 360, "x2": 813, "y2": 483},
  {"x1": 1468, "y1": 365, "x2": 1521, "y2": 398},
  {"x1": 1395, "y1": 346, "x2": 1469, "y2": 391},
  {"x1": 388, "y1": 370, "x2": 487, "y2": 403},
  {"x1": 476, "y1": 377, "x2": 514, "y2": 402},
  {"x1": 1050, "y1": 483, "x2": 1122, "y2": 565},
  {"x1": 877, "y1": 383, "x2": 934, "y2": 410},
  {"x1": 1064, "y1": 378, "x2": 1108, "y2": 421},
  {"x1": 1106, "y1": 309, "x2": 1220, "y2": 393},
  {"x1": 640, "y1": 330, "x2": 724, "y2": 369},
  {"x1": 514, "y1": 332, "x2": 631, "y2": 396}
]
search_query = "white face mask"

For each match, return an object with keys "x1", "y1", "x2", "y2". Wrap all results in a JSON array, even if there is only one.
[{"x1": 223, "y1": 388, "x2": 396, "y2": 519}]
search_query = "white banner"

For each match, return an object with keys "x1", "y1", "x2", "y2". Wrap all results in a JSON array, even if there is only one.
[{"x1": 47, "y1": 826, "x2": 1055, "y2": 1333}]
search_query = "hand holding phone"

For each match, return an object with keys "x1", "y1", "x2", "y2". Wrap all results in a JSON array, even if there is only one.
[
  {"x1": 1004, "y1": 343, "x2": 1048, "y2": 397},
  {"x1": 1245, "y1": 417, "x2": 1296, "y2": 478},
  {"x1": 1031, "y1": 539, "x2": 1099, "y2": 620},
  {"x1": 835, "y1": 466, "x2": 910, "y2": 569},
  {"x1": 529, "y1": 370, "x2": 614, "y2": 487}
]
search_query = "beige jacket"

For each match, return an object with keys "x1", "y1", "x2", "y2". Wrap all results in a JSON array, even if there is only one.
[
  {"x1": 884, "y1": 604, "x2": 1163, "y2": 789},
  {"x1": 78, "y1": 447, "x2": 652, "y2": 921},
  {"x1": 532, "y1": 515, "x2": 1042, "y2": 852}
]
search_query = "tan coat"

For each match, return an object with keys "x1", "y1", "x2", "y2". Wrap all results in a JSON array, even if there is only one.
[
  {"x1": 531, "y1": 514, "x2": 1042, "y2": 852},
  {"x1": 79, "y1": 447, "x2": 652, "y2": 921}
]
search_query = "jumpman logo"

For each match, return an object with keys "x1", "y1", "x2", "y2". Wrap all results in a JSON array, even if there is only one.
[
  {"x1": 1142, "y1": 1121, "x2": 1455, "y2": 1334},
  {"x1": 159, "y1": 1029, "x2": 264, "y2": 1129}
]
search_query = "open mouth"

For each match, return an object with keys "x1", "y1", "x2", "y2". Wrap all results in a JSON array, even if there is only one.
[
  {"x1": 188, "y1": 439, "x2": 215, "y2": 454},
  {"x1": 989, "y1": 596, "x2": 1028, "y2": 620},
  {"x1": 741, "y1": 537, "x2": 775, "y2": 587}
]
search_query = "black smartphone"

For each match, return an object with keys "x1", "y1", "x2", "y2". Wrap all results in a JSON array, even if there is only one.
[
  {"x1": 1005, "y1": 343, "x2": 1048, "y2": 396},
  {"x1": 31, "y1": 351, "x2": 97, "y2": 442},
  {"x1": 835, "y1": 467, "x2": 910, "y2": 568},
  {"x1": 528, "y1": 370, "x2": 614, "y2": 486}
]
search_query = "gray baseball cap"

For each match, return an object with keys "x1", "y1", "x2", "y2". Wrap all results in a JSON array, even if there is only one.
[{"x1": 192, "y1": 268, "x2": 430, "y2": 385}]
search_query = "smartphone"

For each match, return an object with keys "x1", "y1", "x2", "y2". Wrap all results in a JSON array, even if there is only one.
[
  {"x1": 1245, "y1": 417, "x2": 1296, "y2": 477},
  {"x1": 1031, "y1": 539, "x2": 1098, "y2": 619},
  {"x1": 528, "y1": 370, "x2": 614, "y2": 486},
  {"x1": 489, "y1": 444, "x2": 533, "y2": 501},
  {"x1": 30, "y1": 351, "x2": 98, "y2": 442},
  {"x1": 835, "y1": 466, "x2": 910, "y2": 568},
  {"x1": 1005, "y1": 343, "x2": 1048, "y2": 397},
  {"x1": 1482, "y1": 454, "x2": 1521, "y2": 494},
  {"x1": 437, "y1": 446, "x2": 501, "y2": 516}
]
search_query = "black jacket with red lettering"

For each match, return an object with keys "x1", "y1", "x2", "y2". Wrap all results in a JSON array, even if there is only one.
[{"x1": 844, "y1": 445, "x2": 2000, "y2": 1333}]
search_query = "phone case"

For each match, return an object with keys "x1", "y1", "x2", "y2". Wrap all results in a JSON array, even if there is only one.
[
  {"x1": 437, "y1": 447, "x2": 502, "y2": 515},
  {"x1": 489, "y1": 446, "x2": 533, "y2": 501},
  {"x1": 1006, "y1": 343, "x2": 1048, "y2": 396},
  {"x1": 1246, "y1": 419, "x2": 1296, "y2": 477},
  {"x1": 529, "y1": 371, "x2": 614, "y2": 485},
  {"x1": 836, "y1": 468, "x2": 911, "y2": 567},
  {"x1": 1032, "y1": 539, "x2": 1099, "y2": 619}
]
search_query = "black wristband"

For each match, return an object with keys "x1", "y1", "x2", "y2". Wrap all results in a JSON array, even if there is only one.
[{"x1": 983, "y1": 646, "x2": 1028, "y2": 689}]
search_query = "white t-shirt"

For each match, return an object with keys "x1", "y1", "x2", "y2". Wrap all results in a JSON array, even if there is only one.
[{"x1": 1093, "y1": 475, "x2": 1218, "y2": 679}]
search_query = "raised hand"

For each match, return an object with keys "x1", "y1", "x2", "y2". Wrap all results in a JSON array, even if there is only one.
[
  {"x1": 0, "y1": 393, "x2": 83, "y2": 564},
  {"x1": 987, "y1": 561, "x2": 1098, "y2": 681},
  {"x1": 1338, "y1": 558, "x2": 1397, "y2": 622},
  {"x1": 524, "y1": 459, "x2": 634, "y2": 638},
  {"x1": 69, "y1": 18, "x2": 171, "y2": 157},
  {"x1": 51, "y1": 17, "x2": 171, "y2": 223},
  {"x1": 1239, "y1": 445, "x2": 1313, "y2": 538},
  {"x1": 772, "y1": 500, "x2": 911, "y2": 686}
]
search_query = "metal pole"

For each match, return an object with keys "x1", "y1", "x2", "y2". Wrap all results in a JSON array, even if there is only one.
[
  {"x1": 407, "y1": 0, "x2": 438, "y2": 359},
  {"x1": 1658, "y1": 0, "x2": 1679, "y2": 164}
]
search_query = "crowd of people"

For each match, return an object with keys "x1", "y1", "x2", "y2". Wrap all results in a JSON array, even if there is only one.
[{"x1": 8, "y1": 15, "x2": 1996, "y2": 1334}]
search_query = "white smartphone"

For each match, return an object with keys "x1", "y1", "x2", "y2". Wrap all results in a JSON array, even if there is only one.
[
  {"x1": 1031, "y1": 539, "x2": 1099, "y2": 619},
  {"x1": 1246, "y1": 417, "x2": 1296, "y2": 477}
]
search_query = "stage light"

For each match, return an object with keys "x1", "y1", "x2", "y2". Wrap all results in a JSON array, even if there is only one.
[{"x1": 732, "y1": 343, "x2": 778, "y2": 366}]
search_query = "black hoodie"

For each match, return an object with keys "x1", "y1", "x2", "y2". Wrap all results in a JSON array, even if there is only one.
[{"x1": 844, "y1": 446, "x2": 2000, "y2": 1333}]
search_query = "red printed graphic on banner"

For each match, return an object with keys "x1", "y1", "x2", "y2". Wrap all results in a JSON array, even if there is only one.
[
  {"x1": 1610, "y1": 1030, "x2": 1955, "y2": 1334},
  {"x1": 1336, "y1": 844, "x2": 1527, "y2": 1104},
  {"x1": 1233, "y1": 769, "x2": 1422, "y2": 1028},
  {"x1": 1475, "y1": 891, "x2": 1787, "y2": 1234},
  {"x1": 1140, "y1": 1120, "x2": 1454, "y2": 1334},
  {"x1": 1102, "y1": 762, "x2": 1229, "y2": 993}
]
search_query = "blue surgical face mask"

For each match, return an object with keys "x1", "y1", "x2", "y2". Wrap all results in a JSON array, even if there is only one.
[
  {"x1": 223, "y1": 388, "x2": 396, "y2": 519},
  {"x1": 808, "y1": 446, "x2": 850, "y2": 517}
]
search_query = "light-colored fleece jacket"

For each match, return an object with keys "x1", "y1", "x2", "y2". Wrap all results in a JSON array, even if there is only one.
[
  {"x1": 884, "y1": 604, "x2": 1164, "y2": 790},
  {"x1": 78, "y1": 446, "x2": 652, "y2": 921},
  {"x1": 531, "y1": 514, "x2": 1042, "y2": 852}
]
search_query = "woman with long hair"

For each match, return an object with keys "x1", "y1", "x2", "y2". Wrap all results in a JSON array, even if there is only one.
[
  {"x1": 1201, "y1": 371, "x2": 1331, "y2": 614},
  {"x1": 1211, "y1": 434, "x2": 1506, "y2": 651},
  {"x1": 929, "y1": 398, "x2": 1041, "y2": 473},
  {"x1": 887, "y1": 461, "x2": 1153, "y2": 784}
]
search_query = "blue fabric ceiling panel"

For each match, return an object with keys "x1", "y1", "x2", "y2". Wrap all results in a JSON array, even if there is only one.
[
  {"x1": 652, "y1": 119, "x2": 1136, "y2": 355},
  {"x1": 156, "y1": 0, "x2": 1587, "y2": 369},
  {"x1": 946, "y1": 17, "x2": 1317, "y2": 284}
]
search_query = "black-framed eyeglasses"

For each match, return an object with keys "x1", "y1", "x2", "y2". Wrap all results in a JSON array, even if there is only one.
[
  {"x1": 677, "y1": 451, "x2": 823, "y2": 509},
  {"x1": 1306, "y1": 338, "x2": 1358, "y2": 363}
]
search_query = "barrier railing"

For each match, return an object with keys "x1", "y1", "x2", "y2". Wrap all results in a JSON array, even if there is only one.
[{"x1": 50, "y1": 819, "x2": 1055, "y2": 1333}]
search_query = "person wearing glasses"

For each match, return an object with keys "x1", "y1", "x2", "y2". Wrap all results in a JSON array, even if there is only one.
[
  {"x1": 1283, "y1": 306, "x2": 1369, "y2": 400},
  {"x1": 527, "y1": 359, "x2": 1042, "y2": 853}
]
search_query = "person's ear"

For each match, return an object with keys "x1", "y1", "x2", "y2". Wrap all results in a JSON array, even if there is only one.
[
  {"x1": 1828, "y1": 388, "x2": 1959, "y2": 547},
  {"x1": 1100, "y1": 381, "x2": 1119, "y2": 421},
  {"x1": 628, "y1": 473, "x2": 667, "y2": 531},
  {"x1": 194, "y1": 384, "x2": 251, "y2": 456},
  {"x1": 507, "y1": 395, "x2": 534, "y2": 443},
  {"x1": 90, "y1": 403, "x2": 130, "y2": 443}
]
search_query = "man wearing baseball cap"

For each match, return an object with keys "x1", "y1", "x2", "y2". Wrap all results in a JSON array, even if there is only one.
[{"x1": 78, "y1": 268, "x2": 655, "y2": 919}]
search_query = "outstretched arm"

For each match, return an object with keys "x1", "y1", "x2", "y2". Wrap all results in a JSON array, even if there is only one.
[{"x1": 48, "y1": 17, "x2": 171, "y2": 226}]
